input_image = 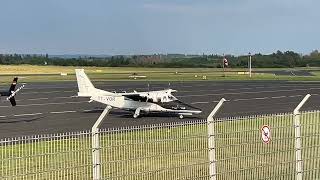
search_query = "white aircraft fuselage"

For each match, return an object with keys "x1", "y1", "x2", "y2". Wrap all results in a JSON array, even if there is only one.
[{"x1": 75, "y1": 69, "x2": 202, "y2": 118}]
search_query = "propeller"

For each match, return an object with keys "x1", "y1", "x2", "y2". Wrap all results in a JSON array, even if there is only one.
[{"x1": 6, "y1": 84, "x2": 25, "y2": 101}]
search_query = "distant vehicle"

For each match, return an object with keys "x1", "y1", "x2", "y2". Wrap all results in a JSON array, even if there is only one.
[
  {"x1": 75, "y1": 69, "x2": 202, "y2": 119},
  {"x1": 0, "y1": 77, "x2": 25, "y2": 106}
]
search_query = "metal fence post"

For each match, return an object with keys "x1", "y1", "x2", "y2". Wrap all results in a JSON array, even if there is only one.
[
  {"x1": 293, "y1": 94, "x2": 311, "y2": 180},
  {"x1": 207, "y1": 98, "x2": 226, "y2": 180},
  {"x1": 92, "y1": 106, "x2": 112, "y2": 180}
]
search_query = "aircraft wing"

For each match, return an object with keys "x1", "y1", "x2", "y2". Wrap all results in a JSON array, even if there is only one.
[{"x1": 119, "y1": 89, "x2": 177, "y2": 96}]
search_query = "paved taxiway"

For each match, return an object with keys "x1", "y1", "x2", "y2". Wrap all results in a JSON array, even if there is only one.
[{"x1": 1, "y1": 81, "x2": 320, "y2": 138}]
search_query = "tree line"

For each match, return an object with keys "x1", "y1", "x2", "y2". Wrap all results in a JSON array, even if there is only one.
[{"x1": 1, "y1": 50, "x2": 320, "y2": 68}]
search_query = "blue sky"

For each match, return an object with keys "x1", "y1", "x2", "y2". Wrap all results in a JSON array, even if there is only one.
[{"x1": 0, "y1": 0, "x2": 319, "y2": 55}]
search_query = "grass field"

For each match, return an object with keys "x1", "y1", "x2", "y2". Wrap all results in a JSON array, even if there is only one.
[
  {"x1": 1, "y1": 111, "x2": 319, "y2": 179},
  {"x1": 1, "y1": 65, "x2": 320, "y2": 84}
]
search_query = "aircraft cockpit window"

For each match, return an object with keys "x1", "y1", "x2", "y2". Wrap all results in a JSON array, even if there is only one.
[{"x1": 168, "y1": 95, "x2": 175, "y2": 100}]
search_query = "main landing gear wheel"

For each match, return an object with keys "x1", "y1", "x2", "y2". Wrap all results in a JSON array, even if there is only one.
[{"x1": 179, "y1": 114, "x2": 184, "y2": 119}]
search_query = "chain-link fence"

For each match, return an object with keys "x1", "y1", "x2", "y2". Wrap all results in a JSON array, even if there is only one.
[
  {"x1": 98, "y1": 121, "x2": 208, "y2": 179},
  {"x1": 1, "y1": 120, "x2": 209, "y2": 180},
  {"x1": 213, "y1": 110, "x2": 320, "y2": 180},
  {"x1": 1, "y1": 131, "x2": 93, "y2": 179},
  {"x1": 1, "y1": 96, "x2": 320, "y2": 180},
  {"x1": 214, "y1": 113, "x2": 296, "y2": 179},
  {"x1": 300, "y1": 111, "x2": 320, "y2": 179}
]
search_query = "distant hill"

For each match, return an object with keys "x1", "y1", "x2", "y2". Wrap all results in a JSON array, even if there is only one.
[{"x1": 49, "y1": 54, "x2": 111, "y2": 59}]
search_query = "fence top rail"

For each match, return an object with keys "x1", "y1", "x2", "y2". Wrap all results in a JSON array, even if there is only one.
[
  {"x1": 99, "y1": 119, "x2": 207, "y2": 133},
  {"x1": 214, "y1": 112, "x2": 293, "y2": 122},
  {"x1": 213, "y1": 110, "x2": 320, "y2": 123},
  {"x1": 1, "y1": 109, "x2": 319, "y2": 143},
  {"x1": 213, "y1": 112, "x2": 294, "y2": 123},
  {"x1": 300, "y1": 109, "x2": 320, "y2": 114},
  {"x1": 0, "y1": 130, "x2": 92, "y2": 144},
  {"x1": 0, "y1": 119, "x2": 207, "y2": 143}
]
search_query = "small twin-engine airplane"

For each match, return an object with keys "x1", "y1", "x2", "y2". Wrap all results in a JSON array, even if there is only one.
[
  {"x1": 0, "y1": 77, "x2": 25, "y2": 106},
  {"x1": 75, "y1": 69, "x2": 202, "y2": 119}
]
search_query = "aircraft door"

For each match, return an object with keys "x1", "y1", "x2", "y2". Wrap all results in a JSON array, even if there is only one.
[{"x1": 161, "y1": 95, "x2": 168, "y2": 103}]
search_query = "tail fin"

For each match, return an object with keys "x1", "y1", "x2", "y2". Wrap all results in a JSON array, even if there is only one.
[
  {"x1": 9, "y1": 77, "x2": 18, "y2": 93},
  {"x1": 75, "y1": 69, "x2": 96, "y2": 97},
  {"x1": 0, "y1": 77, "x2": 18, "y2": 96}
]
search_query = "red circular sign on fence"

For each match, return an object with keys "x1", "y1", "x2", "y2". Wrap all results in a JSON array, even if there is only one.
[{"x1": 261, "y1": 125, "x2": 271, "y2": 144}]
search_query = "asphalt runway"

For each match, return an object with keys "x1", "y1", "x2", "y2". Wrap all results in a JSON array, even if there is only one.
[
  {"x1": 1, "y1": 80, "x2": 320, "y2": 138},
  {"x1": 255, "y1": 70, "x2": 314, "y2": 76}
]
